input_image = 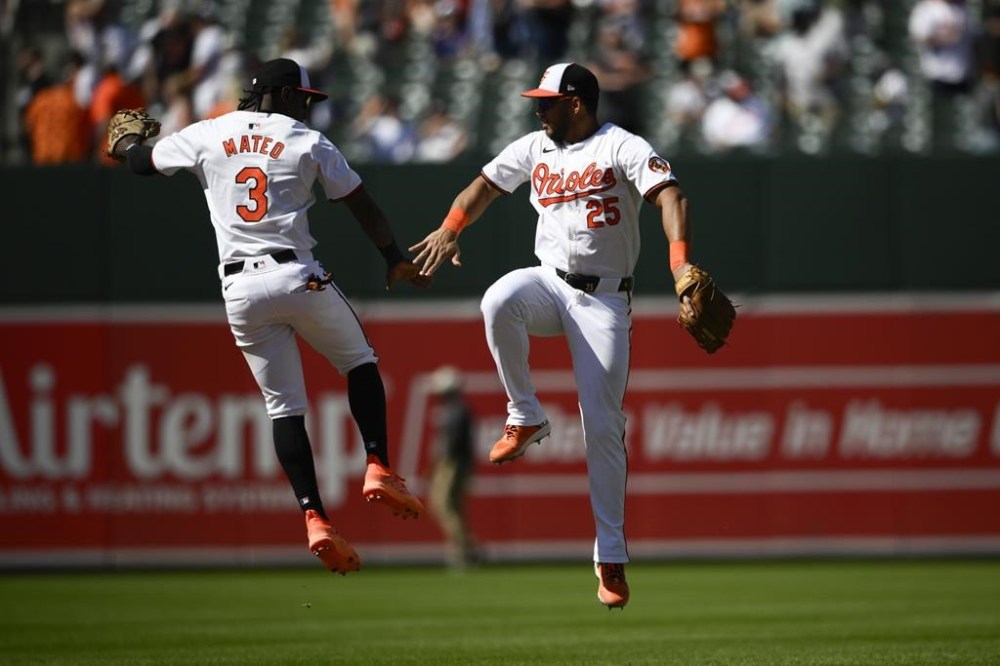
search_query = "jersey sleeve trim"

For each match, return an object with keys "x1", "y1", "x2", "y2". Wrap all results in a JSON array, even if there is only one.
[
  {"x1": 644, "y1": 180, "x2": 677, "y2": 203},
  {"x1": 479, "y1": 171, "x2": 510, "y2": 195},
  {"x1": 330, "y1": 182, "x2": 363, "y2": 202}
]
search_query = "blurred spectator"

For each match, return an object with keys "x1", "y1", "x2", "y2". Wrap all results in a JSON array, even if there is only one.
[
  {"x1": 426, "y1": 366, "x2": 480, "y2": 569},
  {"x1": 738, "y1": 0, "x2": 783, "y2": 39},
  {"x1": 842, "y1": 0, "x2": 885, "y2": 45},
  {"x1": 153, "y1": 73, "x2": 194, "y2": 139},
  {"x1": 974, "y1": 0, "x2": 1000, "y2": 147},
  {"x1": 667, "y1": 56, "x2": 713, "y2": 148},
  {"x1": 467, "y1": 0, "x2": 527, "y2": 63},
  {"x1": 587, "y1": 11, "x2": 651, "y2": 134},
  {"x1": 23, "y1": 52, "x2": 91, "y2": 164},
  {"x1": 430, "y1": 0, "x2": 469, "y2": 58},
  {"x1": 65, "y1": 0, "x2": 134, "y2": 108},
  {"x1": 909, "y1": 0, "x2": 975, "y2": 92},
  {"x1": 701, "y1": 70, "x2": 773, "y2": 151},
  {"x1": 89, "y1": 62, "x2": 146, "y2": 164},
  {"x1": 870, "y1": 65, "x2": 910, "y2": 147},
  {"x1": 415, "y1": 102, "x2": 469, "y2": 161},
  {"x1": 147, "y1": 8, "x2": 193, "y2": 106},
  {"x1": 15, "y1": 46, "x2": 54, "y2": 158},
  {"x1": 203, "y1": 74, "x2": 244, "y2": 120},
  {"x1": 521, "y1": 0, "x2": 573, "y2": 63},
  {"x1": 277, "y1": 29, "x2": 332, "y2": 128},
  {"x1": 187, "y1": 6, "x2": 227, "y2": 120},
  {"x1": 277, "y1": 27, "x2": 333, "y2": 74},
  {"x1": 772, "y1": 0, "x2": 848, "y2": 150},
  {"x1": 352, "y1": 94, "x2": 417, "y2": 162},
  {"x1": 909, "y1": 0, "x2": 976, "y2": 149},
  {"x1": 329, "y1": 0, "x2": 361, "y2": 52},
  {"x1": 674, "y1": 0, "x2": 727, "y2": 71}
]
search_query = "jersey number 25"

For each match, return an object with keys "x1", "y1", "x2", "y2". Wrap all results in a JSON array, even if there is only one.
[{"x1": 585, "y1": 197, "x2": 620, "y2": 229}]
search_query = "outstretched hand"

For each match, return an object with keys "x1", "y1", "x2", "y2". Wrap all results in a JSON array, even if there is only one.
[
  {"x1": 387, "y1": 260, "x2": 433, "y2": 290},
  {"x1": 409, "y1": 228, "x2": 462, "y2": 276}
]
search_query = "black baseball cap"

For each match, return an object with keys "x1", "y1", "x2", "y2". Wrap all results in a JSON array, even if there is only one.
[
  {"x1": 522, "y1": 63, "x2": 599, "y2": 101},
  {"x1": 251, "y1": 58, "x2": 328, "y2": 101}
]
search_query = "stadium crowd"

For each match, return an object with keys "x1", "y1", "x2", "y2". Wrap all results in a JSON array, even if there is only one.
[{"x1": 9, "y1": 0, "x2": 1000, "y2": 165}]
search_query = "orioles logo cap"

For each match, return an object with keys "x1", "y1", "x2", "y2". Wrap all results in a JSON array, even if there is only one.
[
  {"x1": 522, "y1": 63, "x2": 599, "y2": 100},
  {"x1": 252, "y1": 58, "x2": 328, "y2": 101}
]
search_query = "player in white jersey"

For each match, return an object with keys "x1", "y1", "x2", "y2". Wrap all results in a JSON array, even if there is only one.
[
  {"x1": 411, "y1": 63, "x2": 700, "y2": 609},
  {"x1": 118, "y1": 58, "x2": 429, "y2": 575}
]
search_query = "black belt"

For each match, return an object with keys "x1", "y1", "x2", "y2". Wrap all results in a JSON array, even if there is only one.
[
  {"x1": 556, "y1": 268, "x2": 633, "y2": 294},
  {"x1": 223, "y1": 249, "x2": 298, "y2": 277}
]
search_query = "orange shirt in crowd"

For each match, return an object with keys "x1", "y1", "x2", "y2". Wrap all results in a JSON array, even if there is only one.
[
  {"x1": 90, "y1": 71, "x2": 147, "y2": 164},
  {"x1": 24, "y1": 84, "x2": 90, "y2": 164},
  {"x1": 675, "y1": 0, "x2": 724, "y2": 63}
]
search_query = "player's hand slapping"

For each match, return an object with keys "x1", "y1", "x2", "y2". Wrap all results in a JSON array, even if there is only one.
[
  {"x1": 387, "y1": 260, "x2": 433, "y2": 290},
  {"x1": 409, "y1": 228, "x2": 462, "y2": 277}
]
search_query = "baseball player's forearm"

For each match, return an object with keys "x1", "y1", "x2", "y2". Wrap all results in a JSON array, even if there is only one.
[
  {"x1": 451, "y1": 176, "x2": 501, "y2": 226},
  {"x1": 655, "y1": 184, "x2": 692, "y2": 282},
  {"x1": 656, "y1": 183, "x2": 688, "y2": 243},
  {"x1": 343, "y1": 185, "x2": 398, "y2": 251}
]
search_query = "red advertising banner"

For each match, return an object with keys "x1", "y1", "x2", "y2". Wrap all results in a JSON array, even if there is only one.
[{"x1": 1, "y1": 294, "x2": 999, "y2": 566}]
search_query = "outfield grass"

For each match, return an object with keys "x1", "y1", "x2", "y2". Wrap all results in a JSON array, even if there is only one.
[{"x1": 0, "y1": 560, "x2": 998, "y2": 665}]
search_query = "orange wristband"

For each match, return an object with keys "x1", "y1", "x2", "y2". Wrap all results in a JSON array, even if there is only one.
[
  {"x1": 441, "y1": 207, "x2": 469, "y2": 235},
  {"x1": 669, "y1": 240, "x2": 689, "y2": 271}
]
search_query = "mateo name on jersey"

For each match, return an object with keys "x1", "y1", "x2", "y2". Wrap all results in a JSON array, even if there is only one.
[{"x1": 222, "y1": 134, "x2": 286, "y2": 159}]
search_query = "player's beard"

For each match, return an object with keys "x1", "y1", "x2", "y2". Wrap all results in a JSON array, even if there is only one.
[
  {"x1": 540, "y1": 106, "x2": 571, "y2": 144},
  {"x1": 546, "y1": 124, "x2": 566, "y2": 144}
]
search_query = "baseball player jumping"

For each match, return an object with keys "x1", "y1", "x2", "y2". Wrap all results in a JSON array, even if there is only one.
[
  {"x1": 411, "y1": 63, "x2": 704, "y2": 609},
  {"x1": 108, "y1": 58, "x2": 429, "y2": 575}
]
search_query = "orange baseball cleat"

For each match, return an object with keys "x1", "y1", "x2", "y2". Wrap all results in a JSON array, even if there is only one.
[
  {"x1": 488, "y1": 421, "x2": 551, "y2": 464},
  {"x1": 363, "y1": 457, "x2": 424, "y2": 519},
  {"x1": 305, "y1": 509, "x2": 361, "y2": 575},
  {"x1": 595, "y1": 562, "x2": 629, "y2": 610}
]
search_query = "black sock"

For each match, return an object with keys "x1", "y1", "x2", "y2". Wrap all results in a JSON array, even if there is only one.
[
  {"x1": 272, "y1": 415, "x2": 327, "y2": 519},
  {"x1": 347, "y1": 362, "x2": 390, "y2": 466}
]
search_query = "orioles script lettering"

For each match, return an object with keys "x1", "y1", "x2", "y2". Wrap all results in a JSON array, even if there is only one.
[{"x1": 533, "y1": 162, "x2": 617, "y2": 206}]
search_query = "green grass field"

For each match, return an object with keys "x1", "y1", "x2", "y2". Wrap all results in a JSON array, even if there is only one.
[{"x1": 1, "y1": 560, "x2": 998, "y2": 665}]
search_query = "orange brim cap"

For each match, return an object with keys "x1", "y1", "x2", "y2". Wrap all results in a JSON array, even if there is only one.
[{"x1": 521, "y1": 88, "x2": 564, "y2": 98}]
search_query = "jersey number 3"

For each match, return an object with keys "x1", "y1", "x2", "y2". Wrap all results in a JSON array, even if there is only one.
[{"x1": 235, "y1": 167, "x2": 268, "y2": 222}]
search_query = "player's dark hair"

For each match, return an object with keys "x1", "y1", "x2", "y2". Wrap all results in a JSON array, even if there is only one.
[{"x1": 237, "y1": 88, "x2": 263, "y2": 111}]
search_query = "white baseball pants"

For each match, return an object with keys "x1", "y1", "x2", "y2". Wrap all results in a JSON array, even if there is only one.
[
  {"x1": 481, "y1": 265, "x2": 631, "y2": 563},
  {"x1": 221, "y1": 252, "x2": 377, "y2": 418}
]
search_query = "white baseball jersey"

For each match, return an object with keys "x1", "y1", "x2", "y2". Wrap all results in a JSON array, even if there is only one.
[
  {"x1": 152, "y1": 110, "x2": 362, "y2": 265},
  {"x1": 149, "y1": 109, "x2": 376, "y2": 418},
  {"x1": 481, "y1": 122, "x2": 676, "y2": 278}
]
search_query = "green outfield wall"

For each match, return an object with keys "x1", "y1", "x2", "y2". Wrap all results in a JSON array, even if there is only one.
[{"x1": 3, "y1": 155, "x2": 997, "y2": 304}]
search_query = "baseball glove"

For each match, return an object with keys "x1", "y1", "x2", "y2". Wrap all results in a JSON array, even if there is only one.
[
  {"x1": 106, "y1": 108, "x2": 161, "y2": 160},
  {"x1": 675, "y1": 265, "x2": 736, "y2": 354}
]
